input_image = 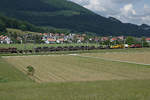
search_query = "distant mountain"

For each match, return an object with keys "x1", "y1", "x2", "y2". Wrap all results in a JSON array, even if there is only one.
[
  {"x1": 140, "y1": 24, "x2": 150, "y2": 30},
  {"x1": 0, "y1": 0, "x2": 150, "y2": 36}
]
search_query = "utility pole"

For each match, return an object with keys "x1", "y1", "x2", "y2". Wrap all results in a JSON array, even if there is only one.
[
  {"x1": 141, "y1": 39, "x2": 143, "y2": 48},
  {"x1": 24, "y1": 34, "x2": 27, "y2": 52}
]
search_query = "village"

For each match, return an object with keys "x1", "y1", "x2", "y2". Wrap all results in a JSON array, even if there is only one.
[{"x1": 0, "y1": 32, "x2": 150, "y2": 47}]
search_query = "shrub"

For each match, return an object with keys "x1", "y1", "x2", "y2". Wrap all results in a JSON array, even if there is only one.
[{"x1": 26, "y1": 65, "x2": 35, "y2": 76}]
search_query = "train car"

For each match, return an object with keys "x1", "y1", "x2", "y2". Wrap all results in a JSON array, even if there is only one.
[
  {"x1": 129, "y1": 44, "x2": 142, "y2": 48},
  {"x1": 110, "y1": 45, "x2": 124, "y2": 49}
]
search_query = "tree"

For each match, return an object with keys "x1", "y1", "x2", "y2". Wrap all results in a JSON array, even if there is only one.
[
  {"x1": 0, "y1": 19, "x2": 6, "y2": 32},
  {"x1": 33, "y1": 35, "x2": 43, "y2": 44},
  {"x1": 141, "y1": 37, "x2": 149, "y2": 47},
  {"x1": 26, "y1": 65, "x2": 35, "y2": 76},
  {"x1": 126, "y1": 36, "x2": 136, "y2": 45},
  {"x1": 19, "y1": 24, "x2": 27, "y2": 31},
  {"x1": 103, "y1": 40, "x2": 110, "y2": 45}
]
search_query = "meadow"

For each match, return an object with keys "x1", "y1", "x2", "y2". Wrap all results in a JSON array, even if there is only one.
[
  {"x1": 81, "y1": 51, "x2": 150, "y2": 65},
  {"x1": 0, "y1": 48, "x2": 150, "y2": 100},
  {"x1": 3, "y1": 54, "x2": 150, "y2": 82}
]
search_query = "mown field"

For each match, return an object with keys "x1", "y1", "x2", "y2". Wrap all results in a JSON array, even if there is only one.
[
  {"x1": 1, "y1": 48, "x2": 150, "y2": 100},
  {"x1": 81, "y1": 51, "x2": 150, "y2": 65},
  {"x1": 3, "y1": 54, "x2": 150, "y2": 82}
]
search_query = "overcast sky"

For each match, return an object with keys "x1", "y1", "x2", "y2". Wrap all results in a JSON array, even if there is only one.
[{"x1": 69, "y1": 0, "x2": 150, "y2": 25}]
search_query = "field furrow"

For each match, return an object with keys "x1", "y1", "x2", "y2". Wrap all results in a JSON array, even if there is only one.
[{"x1": 3, "y1": 52, "x2": 150, "y2": 82}]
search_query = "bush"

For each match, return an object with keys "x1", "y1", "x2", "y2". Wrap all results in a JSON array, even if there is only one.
[{"x1": 26, "y1": 65, "x2": 35, "y2": 76}]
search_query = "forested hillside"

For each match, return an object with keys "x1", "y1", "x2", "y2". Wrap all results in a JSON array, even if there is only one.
[
  {"x1": 0, "y1": 0, "x2": 150, "y2": 36},
  {"x1": 0, "y1": 14, "x2": 45, "y2": 32}
]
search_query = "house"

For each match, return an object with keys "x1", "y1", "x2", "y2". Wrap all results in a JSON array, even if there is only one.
[
  {"x1": 82, "y1": 34, "x2": 86, "y2": 37},
  {"x1": 56, "y1": 38, "x2": 64, "y2": 43},
  {"x1": 94, "y1": 37, "x2": 100, "y2": 42},
  {"x1": 45, "y1": 38, "x2": 56, "y2": 44},
  {"x1": 110, "y1": 37, "x2": 117, "y2": 42},
  {"x1": 43, "y1": 33, "x2": 48, "y2": 36},
  {"x1": 0, "y1": 35, "x2": 11, "y2": 44},
  {"x1": 60, "y1": 33, "x2": 65, "y2": 37},
  {"x1": 101, "y1": 37, "x2": 109, "y2": 41},
  {"x1": 117, "y1": 36, "x2": 124, "y2": 41},
  {"x1": 79, "y1": 37, "x2": 84, "y2": 41},
  {"x1": 146, "y1": 38, "x2": 150, "y2": 43},
  {"x1": 55, "y1": 33, "x2": 60, "y2": 36},
  {"x1": 76, "y1": 37, "x2": 84, "y2": 43},
  {"x1": 39, "y1": 33, "x2": 43, "y2": 36}
]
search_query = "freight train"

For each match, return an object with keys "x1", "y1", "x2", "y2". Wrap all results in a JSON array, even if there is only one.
[{"x1": 0, "y1": 44, "x2": 143, "y2": 54}]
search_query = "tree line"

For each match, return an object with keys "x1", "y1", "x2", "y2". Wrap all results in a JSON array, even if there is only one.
[
  {"x1": 0, "y1": 14, "x2": 46, "y2": 32},
  {"x1": 0, "y1": 14, "x2": 73, "y2": 35}
]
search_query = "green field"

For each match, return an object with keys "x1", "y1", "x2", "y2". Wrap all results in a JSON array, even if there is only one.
[
  {"x1": 4, "y1": 54, "x2": 150, "y2": 82},
  {"x1": 1, "y1": 48, "x2": 150, "y2": 100},
  {"x1": 7, "y1": 28, "x2": 40, "y2": 35},
  {"x1": 0, "y1": 57, "x2": 31, "y2": 83}
]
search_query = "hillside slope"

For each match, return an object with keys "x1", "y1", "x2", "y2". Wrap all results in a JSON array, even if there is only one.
[
  {"x1": 0, "y1": 0, "x2": 150, "y2": 36},
  {"x1": 0, "y1": 14, "x2": 45, "y2": 32}
]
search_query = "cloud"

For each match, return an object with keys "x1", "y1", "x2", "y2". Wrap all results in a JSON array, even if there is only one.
[
  {"x1": 69, "y1": 0, "x2": 150, "y2": 25},
  {"x1": 84, "y1": 0, "x2": 107, "y2": 12},
  {"x1": 141, "y1": 4, "x2": 150, "y2": 24},
  {"x1": 121, "y1": 4, "x2": 136, "y2": 16},
  {"x1": 110, "y1": 0, "x2": 139, "y2": 4},
  {"x1": 115, "y1": 4, "x2": 137, "y2": 23},
  {"x1": 68, "y1": 0, "x2": 89, "y2": 5}
]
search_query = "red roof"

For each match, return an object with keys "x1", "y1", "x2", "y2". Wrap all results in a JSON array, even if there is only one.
[
  {"x1": 78, "y1": 37, "x2": 84, "y2": 41},
  {"x1": 58, "y1": 38, "x2": 64, "y2": 42},
  {"x1": 146, "y1": 38, "x2": 150, "y2": 41},
  {"x1": 47, "y1": 38, "x2": 56, "y2": 42},
  {"x1": 111, "y1": 38, "x2": 117, "y2": 41},
  {"x1": 101, "y1": 37, "x2": 109, "y2": 41},
  {"x1": 55, "y1": 33, "x2": 59, "y2": 36},
  {"x1": 60, "y1": 34, "x2": 65, "y2": 36}
]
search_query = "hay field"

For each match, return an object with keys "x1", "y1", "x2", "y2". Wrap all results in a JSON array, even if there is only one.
[
  {"x1": 81, "y1": 51, "x2": 150, "y2": 65},
  {"x1": 3, "y1": 53, "x2": 150, "y2": 83}
]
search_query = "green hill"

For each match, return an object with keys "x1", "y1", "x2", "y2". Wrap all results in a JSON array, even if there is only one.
[
  {"x1": 0, "y1": 0, "x2": 150, "y2": 36},
  {"x1": 0, "y1": 14, "x2": 45, "y2": 33}
]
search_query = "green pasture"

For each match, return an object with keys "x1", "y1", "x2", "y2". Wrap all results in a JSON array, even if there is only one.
[
  {"x1": 1, "y1": 80, "x2": 150, "y2": 100},
  {"x1": 7, "y1": 28, "x2": 39, "y2": 35},
  {"x1": 0, "y1": 58, "x2": 31, "y2": 83}
]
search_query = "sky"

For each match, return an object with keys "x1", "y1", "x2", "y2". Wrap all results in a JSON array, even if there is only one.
[{"x1": 69, "y1": 0, "x2": 150, "y2": 25}]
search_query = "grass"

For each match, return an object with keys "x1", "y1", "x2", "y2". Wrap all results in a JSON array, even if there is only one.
[
  {"x1": 1, "y1": 80, "x2": 150, "y2": 100},
  {"x1": 4, "y1": 53, "x2": 150, "y2": 82},
  {"x1": 81, "y1": 51, "x2": 150, "y2": 64},
  {"x1": 1, "y1": 48, "x2": 150, "y2": 100},
  {"x1": 0, "y1": 58, "x2": 31, "y2": 83},
  {"x1": 7, "y1": 28, "x2": 39, "y2": 35}
]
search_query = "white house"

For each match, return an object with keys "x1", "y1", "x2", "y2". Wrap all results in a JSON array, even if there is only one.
[{"x1": 0, "y1": 36, "x2": 11, "y2": 44}]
